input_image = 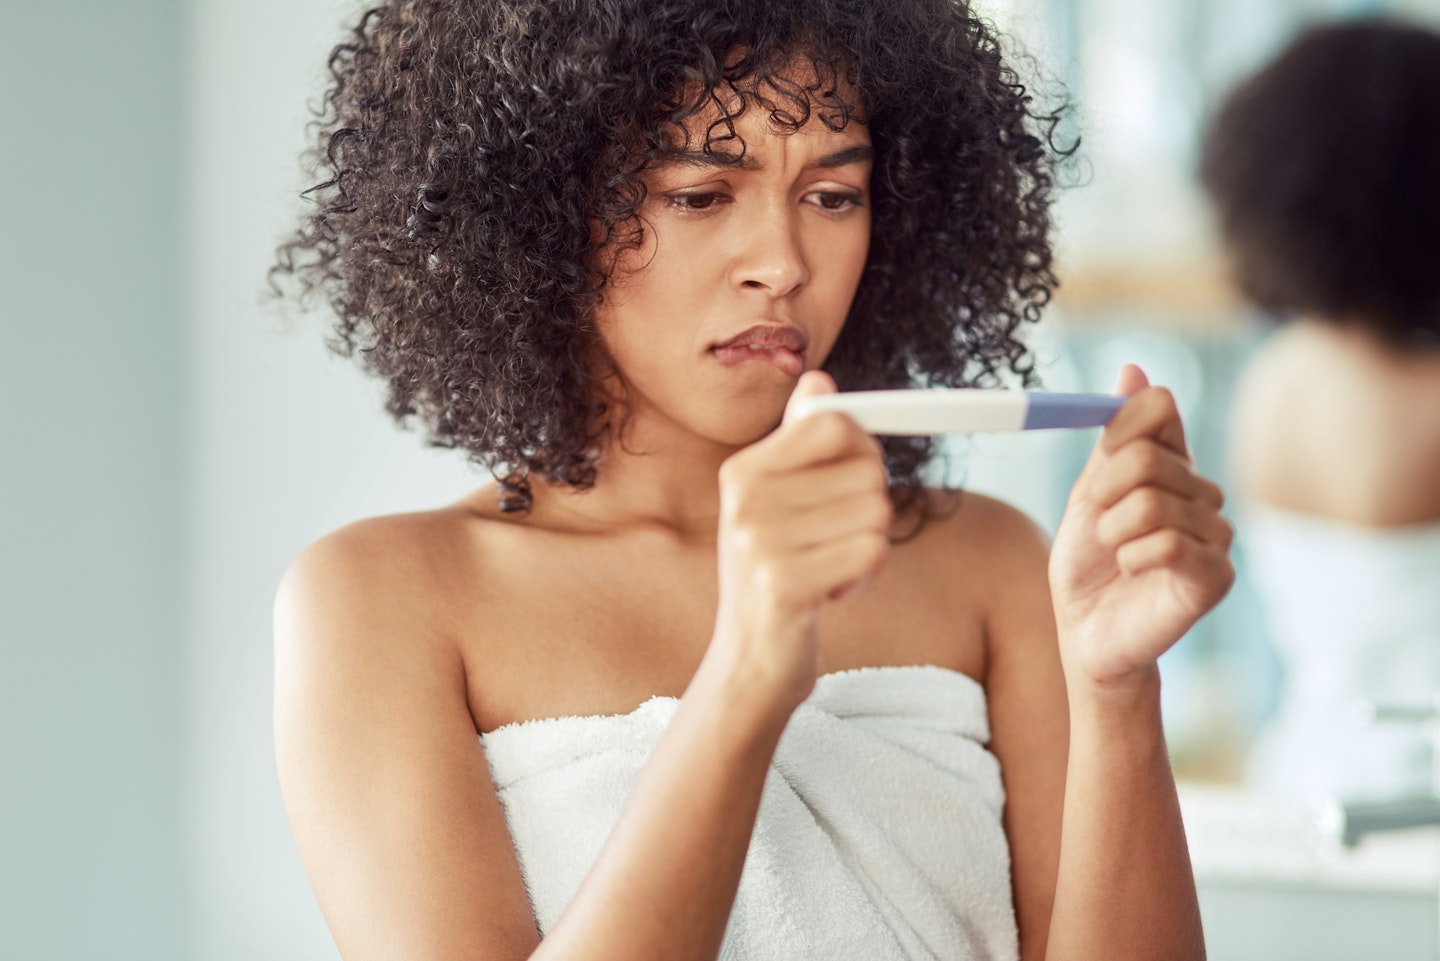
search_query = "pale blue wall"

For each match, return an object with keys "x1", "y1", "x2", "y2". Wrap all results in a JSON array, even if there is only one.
[{"x1": 0, "y1": 2, "x2": 190, "y2": 958}]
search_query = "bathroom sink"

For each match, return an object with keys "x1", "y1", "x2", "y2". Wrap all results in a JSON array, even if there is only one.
[{"x1": 1180, "y1": 783, "x2": 1438, "y2": 961}]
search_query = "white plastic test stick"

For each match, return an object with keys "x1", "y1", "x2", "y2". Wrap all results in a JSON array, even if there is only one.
[{"x1": 790, "y1": 389, "x2": 1125, "y2": 436}]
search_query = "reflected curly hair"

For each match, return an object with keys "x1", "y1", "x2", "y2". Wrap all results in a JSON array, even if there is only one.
[
  {"x1": 1200, "y1": 19, "x2": 1440, "y2": 346},
  {"x1": 268, "y1": 0, "x2": 1070, "y2": 518}
]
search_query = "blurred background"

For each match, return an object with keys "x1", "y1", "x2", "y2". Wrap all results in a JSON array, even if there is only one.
[{"x1": 3, "y1": 0, "x2": 1439, "y2": 958}]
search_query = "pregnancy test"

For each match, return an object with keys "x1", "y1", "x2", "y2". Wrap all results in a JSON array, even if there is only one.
[{"x1": 789, "y1": 389, "x2": 1125, "y2": 435}]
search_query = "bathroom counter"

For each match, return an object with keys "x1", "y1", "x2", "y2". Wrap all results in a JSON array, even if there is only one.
[
  {"x1": 1179, "y1": 782, "x2": 1439, "y2": 961},
  {"x1": 1179, "y1": 781, "x2": 1439, "y2": 893}
]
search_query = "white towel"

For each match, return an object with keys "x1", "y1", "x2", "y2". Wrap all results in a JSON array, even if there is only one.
[
  {"x1": 480, "y1": 664, "x2": 1018, "y2": 960},
  {"x1": 1240, "y1": 505, "x2": 1440, "y2": 799}
]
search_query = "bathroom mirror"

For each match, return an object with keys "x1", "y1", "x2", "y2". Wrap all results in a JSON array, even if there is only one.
[{"x1": 959, "y1": 2, "x2": 1440, "y2": 957}]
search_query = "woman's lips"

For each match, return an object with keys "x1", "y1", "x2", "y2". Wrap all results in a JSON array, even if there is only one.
[
  {"x1": 709, "y1": 323, "x2": 808, "y2": 379},
  {"x1": 710, "y1": 344, "x2": 805, "y2": 378}
]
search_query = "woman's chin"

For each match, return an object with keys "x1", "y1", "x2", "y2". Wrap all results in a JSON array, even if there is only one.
[{"x1": 704, "y1": 407, "x2": 790, "y2": 447}]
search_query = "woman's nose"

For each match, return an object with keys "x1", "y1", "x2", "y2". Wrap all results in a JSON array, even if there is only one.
[{"x1": 728, "y1": 203, "x2": 810, "y2": 297}]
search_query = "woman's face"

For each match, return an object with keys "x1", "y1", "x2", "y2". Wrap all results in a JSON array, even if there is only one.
[{"x1": 592, "y1": 80, "x2": 873, "y2": 448}]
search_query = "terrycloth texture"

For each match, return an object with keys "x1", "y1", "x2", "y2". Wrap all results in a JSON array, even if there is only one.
[
  {"x1": 480, "y1": 665, "x2": 1018, "y2": 961},
  {"x1": 1241, "y1": 505, "x2": 1440, "y2": 799}
]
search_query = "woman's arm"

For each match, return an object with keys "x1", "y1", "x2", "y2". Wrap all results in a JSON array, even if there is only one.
[
  {"x1": 274, "y1": 520, "x2": 800, "y2": 961},
  {"x1": 986, "y1": 364, "x2": 1232, "y2": 961},
  {"x1": 274, "y1": 522, "x2": 546, "y2": 961},
  {"x1": 979, "y1": 505, "x2": 1066, "y2": 961},
  {"x1": 1049, "y1": 669, "x2": 1200, "y2": 961},
  {"x1": 274, "y1": 373, "x2": 893, "y2": 961}
]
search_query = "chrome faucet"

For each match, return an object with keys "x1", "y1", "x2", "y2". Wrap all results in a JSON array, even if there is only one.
[
  {"x1": 1326, "y1": 697, "x2": 1440, "y2": 847},
  {"x1": 1328, "y1": 796, "x2": 1440, "y2": 848}
]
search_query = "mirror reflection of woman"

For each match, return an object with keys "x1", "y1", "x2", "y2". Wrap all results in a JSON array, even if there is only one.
[
  {"x1": 269, "y1": 2, "x2": 1233, "y2": 958},
  {"x1": 1203, "y1": 19, "x2": 1440, "y2": 802}
]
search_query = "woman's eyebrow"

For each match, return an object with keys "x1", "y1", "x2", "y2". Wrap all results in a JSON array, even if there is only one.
[
  {"x1": 811, "y1": 144, "x2": 874, "y2": 169},
  {"x1": 654, "y1": 144, "x2": 875, "y2": 171}
]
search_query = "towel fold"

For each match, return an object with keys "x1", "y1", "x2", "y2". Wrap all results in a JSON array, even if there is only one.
[{"x1": 480, "y1": 664, "x2": 1018, "y2": 960}]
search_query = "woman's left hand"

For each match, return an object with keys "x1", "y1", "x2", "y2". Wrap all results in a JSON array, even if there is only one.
[{"x1": 1049, "y1": 364, "x2": 1236, "y2": 690}]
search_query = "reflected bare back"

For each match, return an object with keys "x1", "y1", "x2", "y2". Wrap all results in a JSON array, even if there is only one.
[{"x1": 1232, "y1": 319, "x2": 1440, "y2": 527}]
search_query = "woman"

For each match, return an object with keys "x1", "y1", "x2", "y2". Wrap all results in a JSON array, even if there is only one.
[
  {"x1": 269, "y1": 1, "x2": 1232, "y2": 958},
  {"x1": 1202, "y1": 19, "x2": 1440, "y2": 801}
]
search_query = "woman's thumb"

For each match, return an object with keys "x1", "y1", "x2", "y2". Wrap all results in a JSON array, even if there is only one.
[
  {"x1": 783, "y1": 369, "x2": 837, "y2": 423},
  {"x1": 1113, "y1": 363, "x2": 1150, "y2": 397}
]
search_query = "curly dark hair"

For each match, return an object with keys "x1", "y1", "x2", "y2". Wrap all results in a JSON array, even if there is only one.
[
  {"x1": 268, "y1": 0, "x2": 1071, "y2": 517},
  {"x1": 1200, "y1": 19, "x2": 1440, "y2": 346}
]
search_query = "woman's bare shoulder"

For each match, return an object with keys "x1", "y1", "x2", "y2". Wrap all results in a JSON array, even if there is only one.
[
  {"x1": 896, "y1": 487, "x2": 1054, "y2": 654},
  {"x1": 277, "y1": 489, "x2": 521, "y2": 643},
  {"x1": 274, "y1": 517, "x2": 445, "y2": 692},
  {"x1": 908, "y1": 487, "x2": 1051, "y2": 574}
]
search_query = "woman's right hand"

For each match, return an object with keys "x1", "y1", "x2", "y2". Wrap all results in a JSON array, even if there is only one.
[{"x1": 707, "y1": 370, "x2": 894, "y2": 714}]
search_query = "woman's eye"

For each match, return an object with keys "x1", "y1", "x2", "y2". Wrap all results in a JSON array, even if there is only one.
[
  {"x1": 667, "y1": 192, "x2": 726, "y2": 212},
  {"x1": 811, "y1": 191, "x2": 864, "y2": 212},
  {"x1": 663, "y1": 190, "x2": 863, "y2": 214}
]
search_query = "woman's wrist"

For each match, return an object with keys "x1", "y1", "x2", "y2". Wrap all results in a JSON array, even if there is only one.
[
  {"x1": 686, "y1": 642, "x2": 808, "y2": 750},
  {"x1": 1061, "y1": 655, "x2": 1164, "y2": 733}
]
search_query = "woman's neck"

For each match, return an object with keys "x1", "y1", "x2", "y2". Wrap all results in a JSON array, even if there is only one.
[{"x1": 525, "y1": 403, "x2": 754, "y2": 543}]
